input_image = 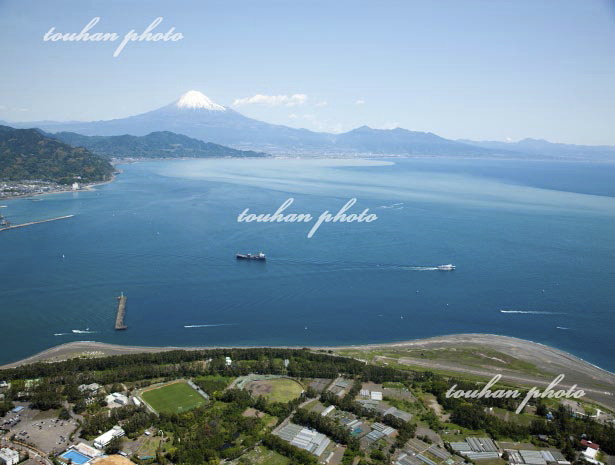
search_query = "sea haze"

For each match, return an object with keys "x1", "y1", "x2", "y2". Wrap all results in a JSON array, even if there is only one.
[{"x1": 1, "y1": 158, "x2": 614, "y2": 370}]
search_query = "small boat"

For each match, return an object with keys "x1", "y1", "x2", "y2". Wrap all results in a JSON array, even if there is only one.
[
  {"x1": 437, "y1": 264, "x2": 455, "y2": 271},
  {"x1": 236, "y1": 252, "x2": 266, "y2": 261}
]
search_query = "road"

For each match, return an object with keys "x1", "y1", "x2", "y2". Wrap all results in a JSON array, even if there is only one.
[{"x1": 0, "y1": 437, "x2": 52, "y2": 465}]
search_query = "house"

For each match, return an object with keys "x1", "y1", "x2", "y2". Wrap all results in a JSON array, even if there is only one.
[
  {"x1": 580, "y1": 440, "x2": 600, "y2": 450},
  {"x1": 94, "y1": 426, "x2": 125, "y2": 449},
  {"x1": 225, "y1": 356, "x2": 232, "y2": 366},
  {"x1": 582, "y1": 447, "x2": 604, "y2": 465},
  {"x1": 72, "y1": 182, "x2": 80, "y2": 190}
]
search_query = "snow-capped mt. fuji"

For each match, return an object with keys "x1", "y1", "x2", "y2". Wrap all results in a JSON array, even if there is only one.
[
  {"x1": 13, "y1": 90, "x2": 333, "y2": 152},
  {"x1": 176, "y1": 90, "x2": 226, "y2": 111},
  {"x1": 9, "y1": 90, "x2": 525, "y2": 156}
]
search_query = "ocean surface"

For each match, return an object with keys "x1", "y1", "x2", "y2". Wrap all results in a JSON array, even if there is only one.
[{"x1": 1, "y1": 158, "x2": 614, "y2": 370}]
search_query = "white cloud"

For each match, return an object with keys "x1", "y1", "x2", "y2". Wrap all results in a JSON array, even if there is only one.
[
  {"x1": 315, "y1": 100, "x2": 328, "y2": 107},
  {"x1": 233, "y1": 93, "x2": 308, "y2": 107},
  {"x1": 355, "y1": 99, "x2": 365, "y2": 105},
  {"x1": 288, "y1": 113, "x2": 299, "y2": 119}
]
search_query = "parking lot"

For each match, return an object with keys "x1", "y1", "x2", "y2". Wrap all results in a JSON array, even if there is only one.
[{"x1": 1, "y1": 404, "x2": 79, "y2": 454}]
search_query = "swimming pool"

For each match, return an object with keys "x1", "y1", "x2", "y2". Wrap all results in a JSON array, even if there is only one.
[{"x1": 60, "y1": 450, "x2": 91, "y2": 465}]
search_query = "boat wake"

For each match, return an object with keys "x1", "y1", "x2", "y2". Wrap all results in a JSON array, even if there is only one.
[
  {"x1": 402, "y1": 266, "x2": 440, "y2": 271},
  {"x1": 184, "y1": 324, "x2": 234, "y2": 328},
  {"x1": 556, "y1": 326, "x2": 570, "y2": 330},
  {"x1": 500, "y1": 310, "x2": 565, "y2": 315},
  {"x1": 54, "y1": 333, "x2": 69, "y2": 336},
  {"x1": 378, "y1": 202, "x2": 404, "y2": 209},
  {"x1": 72, "y1": 329, "x2": 97, "y2": 334}
]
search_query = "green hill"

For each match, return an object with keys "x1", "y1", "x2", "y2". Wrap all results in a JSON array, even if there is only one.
[
  {"x1": 0, "y1": 125, "x2": 114, "y2": 184},
  {"x1": 50, "y1": 130, "x2": 268, "y2": 159}
]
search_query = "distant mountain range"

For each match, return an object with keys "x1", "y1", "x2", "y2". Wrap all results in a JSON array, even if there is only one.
[
  {"x1": 0, "y1": 125, "x2": 114, "y2": 184},
  {"x1": 457, "y1": 138, "x2": 615, "y2": 160},
  {"x1": 332, "y1": 126, "x2": 520, "y2": 157},
  {"x1": 6, "y1": 90, "x2": 615, "y2": 160},
  {"x1": 48, "y1": 130, "x2": 267, "y2": 159}
]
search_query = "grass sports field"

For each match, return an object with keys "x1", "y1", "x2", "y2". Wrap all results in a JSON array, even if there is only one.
[
  {"x1": 245, "y1": 378, "x2": 304, "y2": 403},
  {"x1": 141, "y1": 381, "x2": 206, "y2": 414}
]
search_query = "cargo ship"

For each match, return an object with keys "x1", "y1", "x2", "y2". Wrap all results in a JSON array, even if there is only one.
[{"x1": 236, "y1": 252, "x2": 266, "y2": 261}]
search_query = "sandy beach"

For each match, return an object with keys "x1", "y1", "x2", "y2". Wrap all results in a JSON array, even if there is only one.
[{"x1": 1, "y1": 333, "x2": 613, "y2": 410}]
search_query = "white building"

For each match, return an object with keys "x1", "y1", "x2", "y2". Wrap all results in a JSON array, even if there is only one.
[
  {"x1": 582, "y1": 447, "x2": 604, "y2": 465},
  {"x1": 94, "y1": 426, "x2": 125, "y2": 449},
  {"x1": 321, "y1": 405, "x2": 335, "y2": 417},
  {"x1": 106, "y1": 392, "x2": 129, "y2": 406},
  {"x1": 72, "y1": 182, "x2": 80, "y2": 190},
  {"x1": 225, "y1": 356, "x2": 232, "y2": 366},
  {"x1": 0, "y1": 448, "x2": 19, "y2": 465},
  {"x1": 370, "y1": 391, "x2": 383, "y2": 401},
  {"x1": 0, "y1": 381, "x2": 9, "y2": 389},
  {"x1": 74, "y1": 443, "x2": 101, "y2": 459}
]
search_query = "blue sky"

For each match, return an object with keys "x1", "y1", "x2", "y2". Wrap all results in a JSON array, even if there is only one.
[{"x1": 1, "y1": 0, "x2": 614, "y2": 144}]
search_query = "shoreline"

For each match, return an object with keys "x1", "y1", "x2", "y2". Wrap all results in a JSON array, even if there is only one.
[
  {"x1": 2, "y1": 332, "x2": 613, "y2": 377},
  {"x1": 2, "y1": 335, "x2": 614, "y2": 409},
  {"x1": 0, "y1": 172, "x2": 119, "y2": 200}
]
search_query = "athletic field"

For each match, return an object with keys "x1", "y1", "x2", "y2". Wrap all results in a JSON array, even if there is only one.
[
  {"x1": 245, "y1": 377, "x2": 304, "y2": 403},
  {"x1": 141, "y1": 381, "x2": 206, "y2": 414}
]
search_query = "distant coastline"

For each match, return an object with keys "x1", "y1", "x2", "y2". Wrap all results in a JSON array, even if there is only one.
[
  {"x1": 2, "y1": 332, "x2": 613, "y2": 378},
  {"x1": 4, "y1": 333, "x2": 614, "y2": 412}
]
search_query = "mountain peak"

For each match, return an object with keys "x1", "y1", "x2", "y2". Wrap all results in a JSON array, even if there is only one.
[{"x1": 176, "y1": 90, "x2": 226, "y2": 111}]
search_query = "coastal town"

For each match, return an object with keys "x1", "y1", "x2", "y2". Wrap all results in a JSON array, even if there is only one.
[
  {"x1": 0, "y1": 349, "x2": 613, "y2": 465},
  {"x1": 0, "y1": 181, "x2": 84, "y2": 200}
]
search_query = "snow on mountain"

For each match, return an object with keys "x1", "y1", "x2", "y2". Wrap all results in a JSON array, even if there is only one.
[
  {"x1": 10, "y1": 90, "x2": 608, "y2": 158},
  {"x1": 176, "y1": 90, "x2": 226, "y2": 111}
]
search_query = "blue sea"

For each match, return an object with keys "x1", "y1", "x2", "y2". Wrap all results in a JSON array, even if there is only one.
[{"x1": 1, "y1": 158, "x2": 614, "y2": 370}]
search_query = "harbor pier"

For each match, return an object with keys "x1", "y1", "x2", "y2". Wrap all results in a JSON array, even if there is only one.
[
  {"x1": 0, "y1": 214, "x2": 74, "y2": 232},
  {"x1": 115, "y1": 292, "x2": 127, "y2": 330}
]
